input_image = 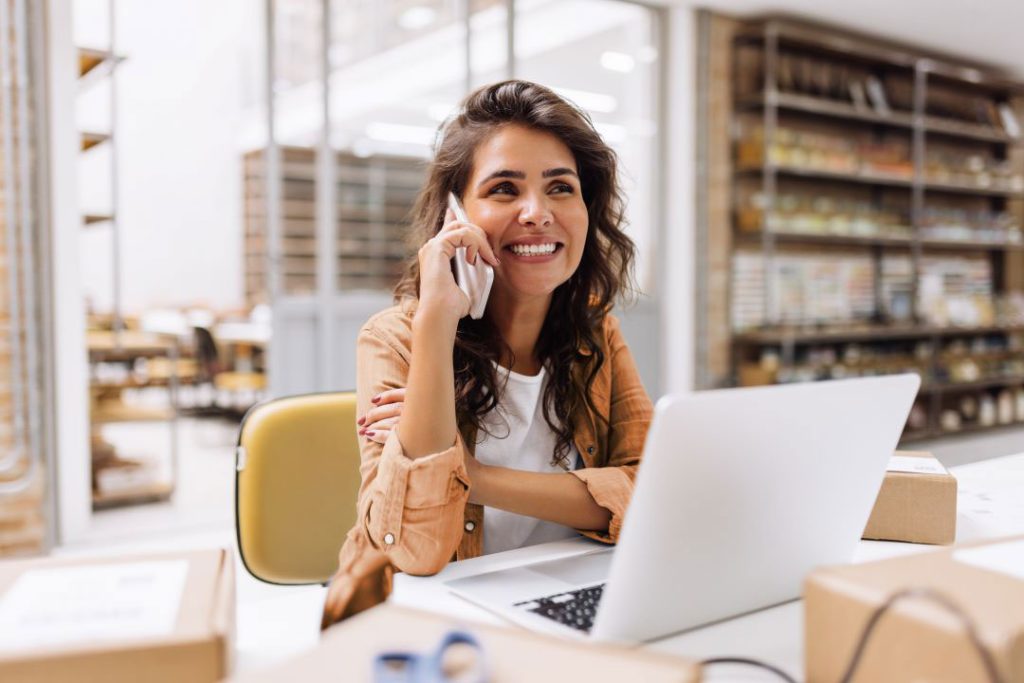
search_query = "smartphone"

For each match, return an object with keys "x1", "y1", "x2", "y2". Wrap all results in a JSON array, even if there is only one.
[{"x1": 448, "y1": 192, "x2": 494, "y2": 320}]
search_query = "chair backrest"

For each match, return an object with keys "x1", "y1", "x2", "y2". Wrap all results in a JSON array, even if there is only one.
[{"x1": 235, "y1": 391, "x2": 361, "y2": 585}]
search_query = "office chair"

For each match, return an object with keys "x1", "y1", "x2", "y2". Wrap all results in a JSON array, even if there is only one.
[{"x1": 235, "y1": 391, "x2": 361, "y2": 584}]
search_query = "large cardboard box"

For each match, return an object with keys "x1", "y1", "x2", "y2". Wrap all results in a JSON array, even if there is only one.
[
  {"x1": 862, "y1": 450, "x2": 957, "y2": 545},
  {"x1": 232, "y1": 604, "x2": 700, "y2": 682},
  {"x1": 805, "y1": 535, "x2": 1024, "y2": 682},
  {"x1": 0, "y1": 548, "x2": 234, "y2": 682}
]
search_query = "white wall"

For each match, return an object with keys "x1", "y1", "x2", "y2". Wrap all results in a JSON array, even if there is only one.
[{"x1": 75, "y1": 0, "x2": 249, "y2": 315}]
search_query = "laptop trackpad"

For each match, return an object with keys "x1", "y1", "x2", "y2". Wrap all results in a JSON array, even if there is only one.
[
  {"x1": 446, "y1": 550, "x2": 613, "y2": 607},
  {"x1": 526, "y1": 550, "x2": 612, "y2": 585}
]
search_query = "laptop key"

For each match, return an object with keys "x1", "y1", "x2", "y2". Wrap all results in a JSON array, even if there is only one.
[{"x1": 513, "y1": 584, "x2": 605, "y2": 633}]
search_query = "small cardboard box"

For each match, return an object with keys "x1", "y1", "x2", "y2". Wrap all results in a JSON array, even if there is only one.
[
  {"x1": 862, "y1": 450, "x2": 957, "y2": 545},
  {"x1": 805, "y1": 534, "x2": 1024, "y2": 683},
  {"x1": 0, "y1": 548, "x2": 234, "y2": 683},
  {"x1": 231, "y1": 604, "x2": 700, "y2": 682}
]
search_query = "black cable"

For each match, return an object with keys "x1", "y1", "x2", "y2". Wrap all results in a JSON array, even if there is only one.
[
  {"x1": 837, "y1": 587, "x2": 1003, "y2": 683},
  {"x1": 700, "y1": 656, "x2": 799, "y2": 682}
]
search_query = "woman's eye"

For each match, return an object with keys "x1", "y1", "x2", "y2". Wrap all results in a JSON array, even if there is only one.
[
  {"x1": 488, "y1": 181, "x2": 516, "y2": 195},
  {"x1": 550, "y1": 182, "x2": 574, "y2": 194}
]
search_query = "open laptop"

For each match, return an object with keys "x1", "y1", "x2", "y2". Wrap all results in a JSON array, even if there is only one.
[{"x1": 444, "y1": 373, "x2": 921, "y2": 642}]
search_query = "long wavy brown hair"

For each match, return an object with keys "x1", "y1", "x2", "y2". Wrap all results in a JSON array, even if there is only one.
[{"x1": 394, "y1": 80, "x2": 637, "y2": 467}]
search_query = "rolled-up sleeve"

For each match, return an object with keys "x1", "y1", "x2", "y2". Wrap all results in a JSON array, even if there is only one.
[
  {"x1": 352, "y1": 318, "x2": 470, "y2": 575},
  {"x1": 569, "y1": 313, "x2": 652, "y2": 544}
]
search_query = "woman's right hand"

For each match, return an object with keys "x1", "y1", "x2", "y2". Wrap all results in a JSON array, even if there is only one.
[{"x1": 415, "y1": 208, "x2": 500, "y2": 326}]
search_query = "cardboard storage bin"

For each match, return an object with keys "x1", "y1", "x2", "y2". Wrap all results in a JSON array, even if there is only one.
[
  {"x1": 0, "y1": 548, "x2": 234, "y2": 682},
  {"x1": 862, "y1": 450, "x2": 957, "y2": 545},
  {"x1": 805, "y1": 535, "x2": 1024, "y2": 683},
  {"x1": 233, "y1": 604, "x2": 700, "y2": 682}
]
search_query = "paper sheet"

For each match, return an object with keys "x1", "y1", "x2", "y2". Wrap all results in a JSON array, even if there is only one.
[
  {"x1": 953, "y1": 539, "x2": 1024, "y2": 581},
  {"x1": 0, "y1": 560, "x2": 189, "y2": 651},
  {"x1": 886, "y1": 455, "x2": 947, "y2": 476}
]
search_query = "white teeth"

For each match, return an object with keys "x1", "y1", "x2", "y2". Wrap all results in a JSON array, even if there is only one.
[{"x1": 510, "y1": 243, "x2": 557, "y2": 256}]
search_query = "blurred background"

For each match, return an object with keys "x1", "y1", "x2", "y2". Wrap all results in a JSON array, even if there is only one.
[{"x1": 0, "y1": 0, "x2": 1022, "y2": 585}]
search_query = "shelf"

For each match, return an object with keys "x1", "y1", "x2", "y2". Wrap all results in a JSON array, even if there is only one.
[
  {"x1": 740, "y1": 93, "x2": 915, "y2": 130},
  {"x1": 736, "y1": 230, "x2": 1024, "y2": 252},
  {"x1": 738, "y1": 164, "x2": 914, "y2": 189},
  {"x1": 924, "y1": 117, "x2": 1014, "y2": 144},
  {"x1": 927, "y1": 376, "x2": 1024, "y2": 393},
  {"x1": 91, "y1": 403, "x2": 175, "y2": 424},
  {"x1": 921, "y1": 238, "x2": 1024, "y2": 252},
  {"x1": 83, "y1": 213, "x2": 114, "y2": 226},
  {"x1": 734, "y1": 325, "x2": 1024, "y2": 345},
  {"x1": 77, "y1": 47, "x2": 125, "y2": 85},
  {"x1": 80, "y1": 131, "x2": 110, "y2": 152},
  {"x1": 92, "y1": 480, "x2": 173, "y2": 510},
  {"x1": 735, "y1": 230, "x2": 913, "y2": 248},
  {"x1": 740, "y1": 93, "x2": 1015, "y2": 144},
  {"x1": 924, "y1": 179, "x2": 1022, "y2": 198},
  {"x1": 738, "y1": 165, "x2": 1023, "y2": 197}
]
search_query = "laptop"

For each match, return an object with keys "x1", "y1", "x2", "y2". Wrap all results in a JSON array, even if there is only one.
[{"x1": 444, "y1": 374, "x2": 921, "y2": 642}]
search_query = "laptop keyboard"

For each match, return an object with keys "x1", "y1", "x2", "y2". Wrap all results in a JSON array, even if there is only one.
[{"x1": 513, "y1": 584, "x2": 605, "y2": 633}]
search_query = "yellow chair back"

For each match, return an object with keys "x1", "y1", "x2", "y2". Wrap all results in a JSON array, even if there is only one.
[{"x1": 235, "y1": 392, "x2": 360, "y2": 584}]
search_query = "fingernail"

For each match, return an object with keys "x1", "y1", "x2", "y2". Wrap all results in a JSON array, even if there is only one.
[
  {"x1": 358, "y1": 428, "x2": 366, "y2": 435},
  {"x1": 371, "y1": 396, "x2": 380, "y2": 403},
  {"x1": 357, "y1": 416, "x2": 365, "y2": 426},
  {"x1": 365, "y1": 431, "x2": 375, "y2": 438}
]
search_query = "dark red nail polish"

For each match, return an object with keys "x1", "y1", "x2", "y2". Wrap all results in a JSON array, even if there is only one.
[
  {"x1": 357, "y1": 416, "x2": 365, "y2": 426},
  {"x1": 371, "y1": 396, "x2": 380, "y2": 403},
  {"x1": 365, "y1": 431, "x2": 375, "y2": 438}
]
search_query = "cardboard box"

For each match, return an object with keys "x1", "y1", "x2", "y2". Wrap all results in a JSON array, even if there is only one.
[
  {"x1": 0, "y1": 548, "x2": 234, "y2": 682},
  {"x1": 232, "y1": 604, "x2": 700, "y2": 682},
  {"x1": 805, "y1": 534, "x2": 1024, "y2": 683},
  {"x1": 862, "y1": 450, "x2": 957, "y2": 545}
]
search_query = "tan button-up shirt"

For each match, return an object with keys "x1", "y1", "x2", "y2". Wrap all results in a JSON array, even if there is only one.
[{"x1": 321, "y1": 302, "x2": 653, "y2": 628}]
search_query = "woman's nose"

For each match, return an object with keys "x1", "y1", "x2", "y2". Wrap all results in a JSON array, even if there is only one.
[{"x1": 517, "y1": 194, "x2": 553, "y2": 228}]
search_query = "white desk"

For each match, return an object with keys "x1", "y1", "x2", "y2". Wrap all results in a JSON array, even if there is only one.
[{"x1": 390, "y1": 452, "x2": 1024, "y2": 681}]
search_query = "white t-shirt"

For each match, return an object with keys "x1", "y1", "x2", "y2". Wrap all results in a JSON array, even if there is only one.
[{"x1": 474, "y1": 364, "x2": 581, "y2": 555}]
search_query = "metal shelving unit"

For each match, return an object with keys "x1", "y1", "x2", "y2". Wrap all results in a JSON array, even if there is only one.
[{"x1": 723, "y1": 17, "x2": 1024, "y2": 442}]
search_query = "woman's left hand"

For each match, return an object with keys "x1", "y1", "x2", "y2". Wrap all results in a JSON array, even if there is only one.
[{"x1": 358, "y1": 388, "x2": 405, "y2": 444}]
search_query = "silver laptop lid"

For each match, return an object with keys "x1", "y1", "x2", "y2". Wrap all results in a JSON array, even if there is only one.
[{"x1": 592, "y1": 373, "x2": 920, "y2": 642}]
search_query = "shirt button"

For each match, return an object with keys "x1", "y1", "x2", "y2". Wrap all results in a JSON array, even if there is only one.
[
  {"x1": 383, "y1": 533, "x2": 395, "y2": 545},
  {"x1": 464, "y1": 521, "x2": 476, "y2": 532}
]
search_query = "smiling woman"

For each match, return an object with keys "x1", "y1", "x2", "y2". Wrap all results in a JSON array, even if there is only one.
[{"x1": 321, "y1": 80, "x2": 653, "y2": 629}]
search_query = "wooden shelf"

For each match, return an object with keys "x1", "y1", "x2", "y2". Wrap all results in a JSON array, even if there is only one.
[
  {"x1": 735, "y1": 325, "x2": 1024, "y2": 346},
  {"x1": 92, "y1": 480, "x2": 173, "y2": 510},
  {"x1": 80, "y1": 131, "x2": 110, "y2": 152},
  {"x1": 735, "y1": 230, "x2": 1024, "y2": 252},
  {"x1": 739, "y1": 93, "x2": 1015, "y2": 144},
  {"x1": 739, "y1": 164, "x2": 1024, "y2": 197},
  {"x1": 91, "y1": 403, "x2": 175, "y2": 424},
  {"x1": 735, "y1": 230, "x2": 913, "y2": 248},
  {"x1": 83, "y1": 213, "x2": 114, "y2": 226}
]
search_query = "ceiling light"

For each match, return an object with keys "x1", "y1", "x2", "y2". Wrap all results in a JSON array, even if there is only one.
[
  {"x1": 398, "y1": 6, "x2": 437, "y2": 31},
  {"x1": 600, "y1": 51, "x2": 635, "y2": 73},
  {"x1": 552, "y1": 87, "x2": 617, "y2": 114}
]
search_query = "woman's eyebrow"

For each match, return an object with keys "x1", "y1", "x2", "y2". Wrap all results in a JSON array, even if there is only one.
[
  {"x1": 542, "y1": 167, "x2": 578, "y2": 178},
  {"x1": 477, "y1": 167, "x2": 578, "y2": 188}
]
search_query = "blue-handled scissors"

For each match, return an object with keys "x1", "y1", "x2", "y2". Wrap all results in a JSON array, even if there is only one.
[{"x1": 374, "y1": 630, "x2": 488, "y2": 683}]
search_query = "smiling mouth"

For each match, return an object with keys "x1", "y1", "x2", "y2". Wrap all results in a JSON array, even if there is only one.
[{"x1": 506, "y1": 243, "x2": 563, "y2": 257}]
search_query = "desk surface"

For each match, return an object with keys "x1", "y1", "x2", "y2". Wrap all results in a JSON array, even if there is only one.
[{"x1": 388, "y1": 452, "x2": 1024, "y2": 681}]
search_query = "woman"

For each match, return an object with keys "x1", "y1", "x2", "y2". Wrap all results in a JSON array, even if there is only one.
[{"x1": 321, "y1": 80, "x2": 653, "y2": 628}]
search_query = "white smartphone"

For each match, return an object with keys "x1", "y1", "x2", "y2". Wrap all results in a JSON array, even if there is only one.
[{"x1": 448, "y1": 192, "x2": 494, "y2": 320}]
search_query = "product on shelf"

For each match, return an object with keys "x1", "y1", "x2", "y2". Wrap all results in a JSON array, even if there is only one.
[
  {"x1": 737, "y1": 123, "x2": 913, "y2": 180},
  {"x1": 738, "y1": 192, "x2": 912, "y2": 239}
]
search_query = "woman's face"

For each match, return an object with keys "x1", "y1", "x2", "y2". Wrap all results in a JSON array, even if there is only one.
[{"x1": 461, "y1": 124, "x2": 589, "y2": 305}]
